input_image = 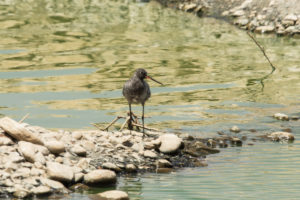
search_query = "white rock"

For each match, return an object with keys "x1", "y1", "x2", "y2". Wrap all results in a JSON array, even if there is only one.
[
  {"x1": 44, "y1": 141, "x2": 65, "y2": 154},
  {"x1": 74, "y1": 172, "x2": 84, "y2": 182},
  {"x1": 0, "y1": 135, "x2": 14, "y2": 146},
  {"x1": 232, "y1": 10, "x2": 245, "y2": 17},
  {"x1": 18, "y1": 141, "x2": 45, "y2": 164},
  {"x1": 46, "y1": 162, "x2": 74, "y2": 183},
  {"x1": 125, "y1": 164, "x2": 136, "y2": 172},
  {"x1": 31, "y1": 186, "x2": 51, "y2": 195},
  {"x1": 97, "y1": 190, "x2": 129, "y2": 200},
  {"x1": 230, "y1": 125, "x2": 241, "y2": 133},
  {"x1": 84, "y1": 169, "x2": 116, "y2": 185},
  {"x1": 273, "y1": 113, "x2": 289, "y2": 120},
  {"x1": 255, "y1": 25, "x2": 275, "y2": 33},
  {"x1": 284, "y1": 14, "x2": 298, "y2": 22},
  {"x1": 102, "y1": 162, "x2": 121, "y2": 172},
  {"x1": 71, "y1": 144, "x2": 87, "y2": 156},
  {"x1": 72, "y1": 131, "x2": 82, "y2": 140},
  {"x1": 268, "y1": 132, "x2": 295, "y2": 141},
  {"x1": 159, "y1": 134, "x2": 182, "y2": 154},
  {"x1": 143, "y1": 150, "x2": 157, "y2": 159},
  {"x1": 39, "y1": 177, "x2": 66, "y2": 190}
]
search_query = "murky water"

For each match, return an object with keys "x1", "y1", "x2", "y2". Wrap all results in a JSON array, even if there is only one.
[{"x1": 0, "y1": 0, "x2": 300, "y2": 199}]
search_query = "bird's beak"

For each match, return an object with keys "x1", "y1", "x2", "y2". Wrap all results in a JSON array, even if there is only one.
[{"x1": 146, "y1": 75, "x2": 163, "y2": 85}]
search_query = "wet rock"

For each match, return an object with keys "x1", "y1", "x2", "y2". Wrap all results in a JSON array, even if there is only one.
[
  {"x1": 156, "y1": 168, "x2": 173, "y2": 173},
  {"x1": 268, "y1": 131, "x2": 295, "y2": 142},
  {"x1": 159, "y1": 134, "x2": 182, "y2": 154},
  {"x1": 69, "y1": 183, "x2": 89, "y2": 191},
  {"x1": 125, "y1": 164, "x2": 137, "y2": 172},
  {"x1": 39, "y1": 177, "x2": 66, "y2": 191},
  {"x1": 273, "y1": 113, "x2": 289, "y2": 120},
  {"x1": 206, "y1": 139, "x2": 217, "y2": 147},
  {"x1": 230, "y1": 137, "x2": 243, "y2": 146},
  {"x1": 13, "y1": 189, "x2": 30, "y2": 199},
  {"x1": 44, "y1": 141, "x2": 65, "y2": 154},
  {"x1": 290, "y1": 115, "x2": 299, "y2": 120},
  {"x1": 255, "y1": 25, "x2": 275, "y2": 33},
  {"x1": 156, "y1": 159, "x2": 172, "y2": 168},
  {"x1": 31, "y1": 186, "x2": 51, "y2": 195},
  {"x1": 143, "y1": 150, "x2": 157, "y2": 159},
  {"x1": 230, "y1": 125, "x2": 241, "y2": 133},
  {"x1": 71, "y1": 144, "x2": 87, "y2": 157},
  {"x1": 46, "y1": 162, "x2": 74, "y2": 183},
  {"x1": 84, "y1": 169, "x2": 116, "y2": 185},
  {"x1": 0, "y1": 117, "x2": 43, "y2": 145},
  {"x1": 97, "y1": 190, "x2": 129, "y2": 200}
]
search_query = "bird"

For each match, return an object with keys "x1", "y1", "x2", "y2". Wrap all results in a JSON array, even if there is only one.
[{"x1": 122, "y1": 68, "x2": 163, "y2": 133}]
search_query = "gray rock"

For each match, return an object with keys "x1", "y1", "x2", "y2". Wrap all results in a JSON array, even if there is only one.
[
  {"x1": 84, "y1": 169, "x2": 116, "y2": 185},
  {"x1": 97, "y1": 190, "x2": 129, "y2": 200},
  {"x1": 46, "y1": 162, "x2": 74, "y2": 183},
  {"x1": 143, "y1": 150, "x2": 157, "y2": 159},
  {"x1": 159, "y1": 134, "x2": 182, "y2": 154},
  {"x1": 31, "y1": 186, "x2": 51, "y2": 195},
  {"x1": 71, "y1": 144, "x2": 87, "y2": 156},
  {"x1": 44, "y1": 141, "x2": 65, "y2": 154},
  {"x1": 125, "y1": 164, "x2": 137, "y2": 172},
  {"x1": 102, "y1": 162, "x2": 121, "y2": 172}
]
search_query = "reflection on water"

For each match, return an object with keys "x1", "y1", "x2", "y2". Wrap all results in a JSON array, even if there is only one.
[{"x1": 0, "y1": 0, "x2": 300, "y2": 199}]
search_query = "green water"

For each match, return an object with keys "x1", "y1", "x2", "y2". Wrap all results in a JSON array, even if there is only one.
[{"x1": 0, "y1": 0, "x2": 299, "y2": 199}]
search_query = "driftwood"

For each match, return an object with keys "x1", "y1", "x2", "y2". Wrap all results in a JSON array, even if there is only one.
[
  {"x1": 19, "y1": 113, "x2": 30, "y2": 123},
  {"x1": 0, "y1": 117, "x2": 43, "y2": 145}
]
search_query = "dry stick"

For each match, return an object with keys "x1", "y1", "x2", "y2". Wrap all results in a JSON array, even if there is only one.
[
  {"x1": 246, "y1": 31, "x2": 276, "y2": 71},
  {"x1": 101, "y1": 116, "x2": 125, "y2": 131},
  {"x1": 132, "y1": 122, "x2": 161, "y2": 132},
  {"x1": 19, "y1": 113, "x2": 30, "y2": 123},
  {"x1": 120, "y1": 116, "x2": 130, "y2": 131}
]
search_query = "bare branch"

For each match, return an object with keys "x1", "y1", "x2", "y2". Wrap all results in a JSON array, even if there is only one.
[{"x1": 19, "y1": 113, "x2": 30, "y2": 123}]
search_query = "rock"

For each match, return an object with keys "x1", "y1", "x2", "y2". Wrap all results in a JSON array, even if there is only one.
[
  {"x1": 84, "y1": 169, "x2": 116, "y2": 185},
  {"x1": 31, "y1": 186, "x2": 51, "y2": 195},
  {"x1": 18, "y1": 141, "x2": 46, "y2": 164},
  {"x1": 232, "y1": 10, "x2": 245, "y2": 17},
  {"x1": 80, "y1": 140, "x2": 95, "y2": 151},
  {"x1": 13, "y1": 189, "x2": 30, "y2": 198},
  {"x1": 230, "y1": 125, "x2": 241, "y2": 133},
  {"x1": 290, "y1": 115, "x2": 299, "y2": 120},
  {"x1": 71, "y1": 144, "x2": 87, "y2": 157},
  {"x1": 143, "y1": 150, "x2": 157, "y2": 159},
  {"x1": 0, "y1": 117, "x2": 43, "y2": 145},
  {"x1": 231, "y1": 137, "x2": 243, "y2": 146},
  {"x1": 97, "y1": 190, "x2": 129, "y2": 200},
  {"x1": 183, "y1": 3, "x2": 197, "y2": 12},
  {"x1": 39, "y1": 177, "x2": 66, "y2": 190},
  {"x1": 125, "y1": 164, "x2": 137, "y2": 172},
  {"x1": 268, "y1": 131, "x2": 295, "y2": 142},
  {"x1": 144, "y1": 141, "x2": 155, "y2": 150},
  {"x1": 156, "y1": 159, "x2": 172, "y2": 168},
  {"x1": 74, "y1": 172, "x2": 84, "y2": 182},
  {"x1": 273, "y1": 113, "x2": 289, "y2": 120},
  {"x1": 284, "y1": 14, "x2": 298, "y2": 22},
  {"x1": 0, "y1": 135, "x2": 14, "y2": 146},
  {"x1": 255, "y1": 25, "x2": 275, "y2": 33},
  {"x1": 102, "y1": 162, "x2": 121, "y2": 172},
  {"x1": 72, "y1": 131, "x2": 82, "y2": 140},
  {"x1": 234, "y1": 17, "x2": 249, "y2": 26},
  {"x1": 156, "y1": 168, "x2": 173, "y2": 173},
  {"x1": 159, "y1": 134, "x2": 182, "y2": 154},
  {"x1": 44, "y1": 141, "x2": 65, "y2": 154},
  {"x1": 46, "y1": 162, "x2": 74, "y2": 183},
  {"x1": 69, "y1": 183, "x2": 89, "y2": 191}
]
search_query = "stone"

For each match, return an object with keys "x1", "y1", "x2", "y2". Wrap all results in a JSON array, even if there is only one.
[
  {"x1": 231, "y1": 137, "x2": 243, "y2": 146},
  {"x1": 18, "y1": 141, "x2": 46, "y2": 164},
  {"x1": 74, "y1": 172, "x2": 84, "y2": 182},
  {"x1": 159, "y1": 134, "x2": 182, "y2": 154},
  {"x1": 80, "y1": 140, "x2": 95, "y2": 151},
  {"x1": 290, "y1": 116, "x2": 299, "y2": 120},
  {"x1": 77, "y1": 158, "x2": 90, "y2": 170},
  {"x1": 125, "y1": 164, "x2": 137, "y2": 172},
  {"x1": 234, "y1": 17, "x2": 249, "y2": 26},
  {"x1": 273, "y1": 113, "x2": 289, "y2": 120},
  {"x1": 39, "y1": 177, "x2": 66, "y2": 190},
  {"x1": 183, "y1": 3, "x2": 197, "y2": 12},
  {"x1": 156, "y1": 159, "x2": 173, "y2": 168},
  {"x1": 0, "y1": 117, "x2": 43, "y2": 145},
  {"x1": 255, "y1": 25, "x2": 275, "y2": 33},
  {"x1": 144, "y1": 141, "x2": 155, "y2": 150},
  {"x1": 102, "y1": 162, "x2": 121, "y2": 172},
  {"x1": 284, "y1": 14, "x2": 298, "y2": 22},
  {"x1": 46, "y1": 162, "x2": 74, "y2": 183},
  {"x1": 230, "y1": 125, "x2": 241, "y2": 133},
  {"x1": 143, "y1": 150, "x2": 157, "y2": 159},
  {"x1": 72, "y1": 131, "x2": 82, "y2": 140},
  {"x1": 84, "y1": 169, "x2": 116, "y2": 185},
  {"x1": 31, "y1": 186, "x2": 51, "y2": 195},
  {"x1": 0, "y1": 135, "x2": 14, "y2": 146},
  {"x1": 232, "y1": 10, "x2": 245, "y2": 17},
  {"x1": 44, "y1": 141, "x2": 65, "y2": 154},
  {"x1": 13, "y1": 189, "x2": 29, "y2": 198},
  {"x1": 97, "y1": 190, "x2": 129, "y2": 200},
  {"x1": 71, "y1": 144, "x2": 87, "y2": 156},
  {"x1": 268, "y1": 132, "x2": 295, "y2": 142}
]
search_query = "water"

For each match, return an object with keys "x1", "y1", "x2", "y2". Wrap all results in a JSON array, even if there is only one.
[{"x1": 0, "y1": 0, "x2": 300, "y2": 199}]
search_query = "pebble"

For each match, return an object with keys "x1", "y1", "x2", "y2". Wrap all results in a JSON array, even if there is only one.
[
  {"x1": 255, "y1": 25, "x2": 275, "y2": 33},
  {"x1": 273, "y1": 113, "x2": 289, "y2": 120},
  {"x1": 159, "y1": 134, "x2": 182, "y2": 154},
  {"x1": 230, "y1": 126, "x2": 240, "y2": 133}
]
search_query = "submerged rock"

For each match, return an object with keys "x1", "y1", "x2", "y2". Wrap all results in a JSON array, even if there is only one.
[
  {"x1": 273, "y1": 113, "x2": 289, "y2": 121},
  {"x1": 96, "y1": 190, "x2": 129, "y2": 200},
  {"x1": 268, "y1": 131, "x2": 295, "y2": 142},
  {"x1": 230, "y1": 125, "x2": 241, "y2": 133}
]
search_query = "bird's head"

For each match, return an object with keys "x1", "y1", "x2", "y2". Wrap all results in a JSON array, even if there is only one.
[{"x1": 134, "y1": 68, "x2": 163, "y2": 85}]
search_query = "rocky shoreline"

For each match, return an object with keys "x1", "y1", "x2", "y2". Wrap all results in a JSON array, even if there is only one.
[
  {"x1": 0, "y1": 116, "x2": 295, "y2": 199},
  {"x1": 154, "y1": 0, "x2": 300, "y2": 37}
]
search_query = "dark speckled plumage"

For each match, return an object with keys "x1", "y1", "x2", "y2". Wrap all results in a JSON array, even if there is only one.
[{"x1": 123, "y1": 68, "x2": 163, "y2": 133}]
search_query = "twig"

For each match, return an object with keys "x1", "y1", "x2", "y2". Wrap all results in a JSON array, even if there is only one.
[
  {"x1": 119, "y1": 116, "x2": 130, "y2": 131},
  {"x1": 132, "y1": 122, "x2": 161, "y2": 132},
  {"x1": 19, "y1": 113, "x2": 30, "y2": 123},
  {"x1": 102, "y1": 116, "x2": 125, "y2": 131},
  {"x1": 247, "y1": 31, "x2": 276, "y2": 72}
]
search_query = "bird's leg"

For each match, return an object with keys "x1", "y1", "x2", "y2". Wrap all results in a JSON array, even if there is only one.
[
  {"x1": 142, "y1": 103, "x2": 145, "y2": 134},
  {"x1": 128, "y1": 103, "x2": 133, "y2": 130}
]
